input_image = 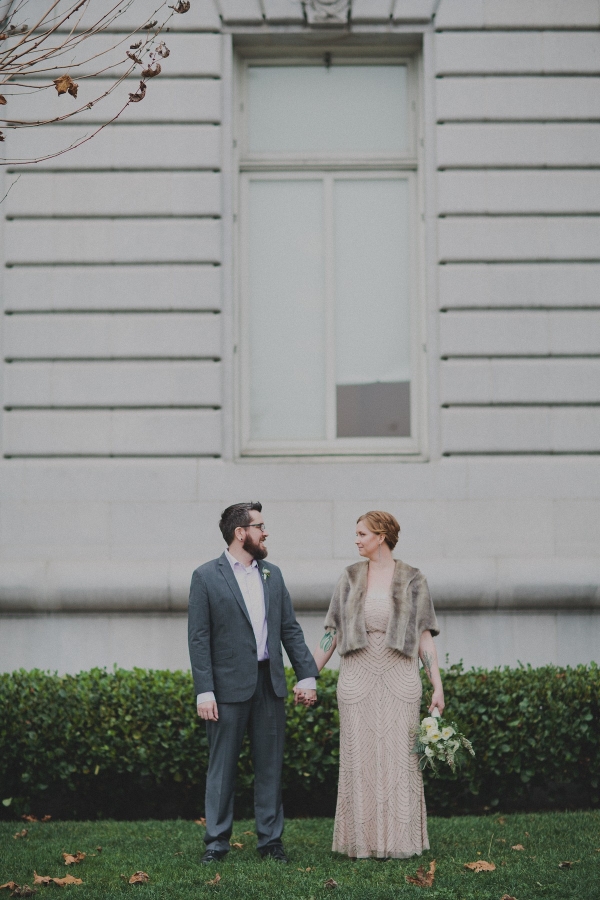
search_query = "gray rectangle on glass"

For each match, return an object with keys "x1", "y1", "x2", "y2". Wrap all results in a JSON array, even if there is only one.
[{"x1": 336, "y1": 381, "x2": 411, "y2": 438}]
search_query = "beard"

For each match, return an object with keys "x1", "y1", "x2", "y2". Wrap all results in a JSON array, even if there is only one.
[{"x1": 243, "y1": 531, "x2": 268, "y2": 561}]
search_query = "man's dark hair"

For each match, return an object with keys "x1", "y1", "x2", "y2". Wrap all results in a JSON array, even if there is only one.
[{"x1": 219, "y1": 501, "x2": 262, "y2": 546}]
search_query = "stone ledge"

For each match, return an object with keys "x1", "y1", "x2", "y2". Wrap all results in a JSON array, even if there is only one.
[{"x1": 0, "y1": 558, "x2": 598, "y2": 613}]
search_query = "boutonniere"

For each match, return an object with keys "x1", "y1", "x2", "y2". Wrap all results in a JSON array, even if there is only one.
[{"x1": 262, "y1": 567, "x2": 270, "y2": 582}]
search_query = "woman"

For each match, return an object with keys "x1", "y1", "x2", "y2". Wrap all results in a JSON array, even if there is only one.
[{"x1": 312, "y1": 511, "x2": 444, "y2": 860}]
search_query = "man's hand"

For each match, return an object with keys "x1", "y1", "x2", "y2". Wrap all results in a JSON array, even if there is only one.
[
  {"x1": 197, "y1": 700, "x2": 219, "y2": 721},
  {"x1": 293, "y1": 686, "x2": 317, "y2": 707}
]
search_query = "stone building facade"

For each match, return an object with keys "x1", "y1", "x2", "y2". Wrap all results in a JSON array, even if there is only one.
[{"x1": 1, "y1": 0, "x2": 599, "y2": 673}]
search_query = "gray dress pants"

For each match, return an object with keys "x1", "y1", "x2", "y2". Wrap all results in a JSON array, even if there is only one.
[{"x1": 204, "y1": 663, "x2": 286, "y2": 853}]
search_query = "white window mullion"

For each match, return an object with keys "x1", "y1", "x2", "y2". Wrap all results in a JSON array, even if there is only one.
[{"x1": 324, "y1": 173, "x2": 336, "y2": 443}]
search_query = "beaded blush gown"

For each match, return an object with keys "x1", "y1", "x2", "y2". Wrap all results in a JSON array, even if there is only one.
[{"x1": 332, "y1": 593, "x2": 429, "y2": 859}]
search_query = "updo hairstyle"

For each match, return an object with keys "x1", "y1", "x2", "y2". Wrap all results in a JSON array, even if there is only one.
[{"x1": 356, "y1": 510, "x2": 400, "y2": 550}]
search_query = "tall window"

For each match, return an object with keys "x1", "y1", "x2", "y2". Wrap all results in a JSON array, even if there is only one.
[{"x1": 237, "y1": 57, "x2": 422, "y2": 455}]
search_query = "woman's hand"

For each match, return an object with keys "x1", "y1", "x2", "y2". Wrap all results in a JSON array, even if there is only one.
[{"x1": 429, "y1": 688, "x2": 445, "y2": 716}]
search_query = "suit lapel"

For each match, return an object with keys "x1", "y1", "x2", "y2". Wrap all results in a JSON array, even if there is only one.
[
  {"x1": 218, "y1": 554, "x2": 252, "y2": 626},
  {"x1": 258, "y1": 561, "x2": 270, "y2": 618}
]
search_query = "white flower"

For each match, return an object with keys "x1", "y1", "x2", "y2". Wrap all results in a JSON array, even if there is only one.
[
  {"x1": 262, "y1": 567, "x2": 270, "y2": 581},
  {"x1": 429, "y1": 731, "x2": 442, "y2": 743},
  {"x1": 422, "y1": 717, "x2": 437, "y2": 728},
  {"x1": 424, "y1": 747, "x2": 434, "y2": 758},
  {"x1": 441, "y1": 726, "x2": 455, "y2": 740}
]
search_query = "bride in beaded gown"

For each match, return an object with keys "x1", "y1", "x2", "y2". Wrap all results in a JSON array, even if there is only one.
[{"x1": 305, "y1": 511, "x2": 445, "y2": 860}]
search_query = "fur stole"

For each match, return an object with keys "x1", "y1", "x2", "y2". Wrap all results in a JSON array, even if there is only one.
[{"x1": 324, "y1": 559, "x2": 439, "y2": 658}]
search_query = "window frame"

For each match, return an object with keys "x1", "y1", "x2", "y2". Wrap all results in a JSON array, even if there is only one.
[{"x1": 233, "y1": 51, "x2": 427, "y2": 459}]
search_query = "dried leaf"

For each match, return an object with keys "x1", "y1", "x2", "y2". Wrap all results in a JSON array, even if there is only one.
[
  {"x1": 242, "y1": 831, "x2": 254, "y2": 836},
  {"x1": 41, "y1": 816, "x2": 51, "y2": 823},
  {"x1": 155, "y1": 42, "x2": 170, "y2": 58},
  {"x1": 0, "y1": 885, "x2": 18, "y2": 892},
  {"x1": 142, "y1": 62, "x2": 161, "y2": 78},
  {"x1": 52, "y1": 875, "x2": 83, "y2": 887},
  {"x1": 205, "y1": 873, "x2": 221, "y2": 886},
  {"x1": 144, "y1": 20, "x2": 158, "y2": 28},
  {"x1": 497, "y1": 817, "x2": 506, "y2": 825},
  {"x1": 32, "y1": 876, "x2": 51, "y2": 887},
  {"x1": 127, "y1": 51, "x2": 142, "y2": 64},
  {"x1": 464, "y1": 860, "x2": 496, "y2": 872},
  {"x1": 406, "y1": 860, "x2": 436, "y2": 887},
  {"x1": 53, "y1": 75, "x2": 78, "y2": 98},
  {"x1": 511, "y1": 844, "x2": 525, "y2": 851},
  {"x1": 0, "y1": 132, "x2": 5, "y2": 142},
  {"x1": 14, "y1": 829, "x2": 28, "y2": 839},
  {"x1": 558, "y1": 861, "x2": 573, "y2": 869},
  {"x1": 324, "y1": 879, "x2": 338, "y2": 889},
  {"x1": 169, "y1": 1, "x2": 191, "y2": 12},
  {"x1": 96, "y1": 847, "x2": 102, "y2": 853},
  {"x1": 63, "y1": 852, "x2": 85, "y2": 865},
  {"x1": 128, "y1": 872, "x2": 150, "y2": 884},
  {"x1": 500, "y1": 896, "x2": 517, "y2": 900},
  {"x1": 10, "y1": 888, "x2": 36, "y2": 898},
  {"x1": 21, "y1": 816, "x2": 37, "y2": 823},
  {"x1": 0, "y1": 95, "x2": 6, "y2": 105},
  {"x1": 128, "y1": 81, "x2": 146, "y2": 103},
  {"x1": 297, "y1": 867, "x2": 313, "y2": 872},
  {"x1": 194, "y1": 818, "x2": 206, "y2": 826},
  {"x1": 130, "y1": 41, "x2": 142, "y2": 49},
  {"x1": 230, "y1": 843, "x2": 243, "y2": 850}
]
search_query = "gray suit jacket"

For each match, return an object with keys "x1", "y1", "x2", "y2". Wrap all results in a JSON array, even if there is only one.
[{"x1": 188, "y1": 553, "x2": 319, "y2": 703}]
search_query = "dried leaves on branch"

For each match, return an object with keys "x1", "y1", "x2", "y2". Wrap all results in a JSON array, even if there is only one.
[{"x1": 0, "y1": 0, "x2": 190, "y2": 163}]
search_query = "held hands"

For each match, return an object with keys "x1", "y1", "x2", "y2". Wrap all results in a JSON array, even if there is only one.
[
  {"x1": 197, "y1": 700, "x2": 219, "y2": 722},
  {"x1": 293, "y1": 685, "x2": 317, "y2": 707}
]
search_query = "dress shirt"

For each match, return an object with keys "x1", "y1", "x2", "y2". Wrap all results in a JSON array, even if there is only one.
[{"x1": 197, "y1": 550, "x2": 316, "y2": 705}]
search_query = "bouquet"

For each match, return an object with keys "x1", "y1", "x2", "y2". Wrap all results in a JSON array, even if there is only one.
[{"x1": 412, "y1": 709, "x2": 475, "y2": 775}]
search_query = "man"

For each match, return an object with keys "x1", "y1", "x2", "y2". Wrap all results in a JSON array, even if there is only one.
[{"x1": 188, "y1": 501, "x2": 318, "y2": 865}]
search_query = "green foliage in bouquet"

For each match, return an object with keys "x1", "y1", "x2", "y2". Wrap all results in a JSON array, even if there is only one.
[
  {"x1": 0, "y1": 662, "x2": 598, "y2": 818},
  {"x1": 412, "y1": 713, "x2": 475, "y2": 774}
]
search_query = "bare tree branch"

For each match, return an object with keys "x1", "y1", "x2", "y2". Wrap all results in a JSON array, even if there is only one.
[{"x1": 0, "y1": 0, "x2": 188, "y2": 164}]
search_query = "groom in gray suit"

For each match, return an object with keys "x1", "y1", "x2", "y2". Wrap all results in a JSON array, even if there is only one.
[{"x1": 188, "y1": 501, "x2": 318, "y2": 865}]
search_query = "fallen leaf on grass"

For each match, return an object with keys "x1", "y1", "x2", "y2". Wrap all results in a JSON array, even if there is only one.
[
  {"x1": 21, "y1": 815, "x2": 37, "y2": 823},
  {"x1": 173, "y1": 852, "x2": 183, "y2": 856},
  {"x1": 297, "y1": 868, "x2": 313, "y2": 872},
  {"x1": 324, "y1": 879, "x2": 338, "y2": 889},
  {"x1": 14, "y1": 830, "x2": 28, "y2": 839},
  {"x1": 242, "y1": 831, "x2": 254, "y2": 836},
  {"x1": 0, "y1": 885, "x2": 18, "y2": 892},
  {"x1": 497, "y1": 817, "x2": 506, "y2": 825},
  {"x1": 96, "y1": 847, "x2": 102, "y2": 853},
  {"x1": 464, "y1": 860, "x2": 496, "y2": 872},
  {"x1": 62, "y1": 852, "x2": 85, "y2": 865},
  {"x1": 34, "y1": 874, "x2": 82, "y2": 887},
  {"x1": 10, "y1": 887, "x2": 36, "y2": 897},
  {"x1": 230, "y1": 843, "x2": 243, "y2": 850},
  {"x1": 406, "y1": 860, "x2": 436, "y2": 887},
  {"x1": 558, "y1": 861, "x2": 573, "y2": 869},
  {"x1": 128, "y1": 872, "x2": 150, "y2": 884},
  {"x1": 194, "y1": 818, "x2": 206, "y2": 826},
  {"x1": 511, "y1": 844, "x2": 525, "y2": 851},
  {"x1": 500, "y1": 895, "x2": 517, "y2": 900},
  {"x1": 41, "y1": 817, "x2": 51, "y2": 824},
  {"x1": 205, "y1": 873, "x2": 221, "y2": 886}
]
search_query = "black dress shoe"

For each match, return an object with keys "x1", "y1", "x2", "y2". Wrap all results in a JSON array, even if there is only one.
[
  {"x1": 260, "y1": 844, "x2": 289, "y2": 863},
  {"x1": 200, "y1": 849, "x2": 228, "y2": 865}
]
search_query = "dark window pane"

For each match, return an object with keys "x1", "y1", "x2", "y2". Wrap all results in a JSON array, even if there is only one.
[{"x1": 336, "y1": 382, "x2": 410, "y2": 438}]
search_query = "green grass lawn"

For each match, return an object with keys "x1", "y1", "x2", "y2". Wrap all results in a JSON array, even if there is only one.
[{"x1": 1, "y1": 811, "x2": 599, "y2": 899}]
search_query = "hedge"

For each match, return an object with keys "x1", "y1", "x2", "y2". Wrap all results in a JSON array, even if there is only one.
[{"x1": 0, "y1": 663, "x2": 598, "y2": 820}]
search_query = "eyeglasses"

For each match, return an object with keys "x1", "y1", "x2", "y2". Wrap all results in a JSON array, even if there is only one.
[{"x1": 245, "y1": 523, "x2": 267, "y2": 532}]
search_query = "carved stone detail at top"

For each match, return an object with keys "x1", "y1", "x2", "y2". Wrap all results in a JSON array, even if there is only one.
[{"x1": 307, "y1": 0, "x2": 350, "y2": 23}]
